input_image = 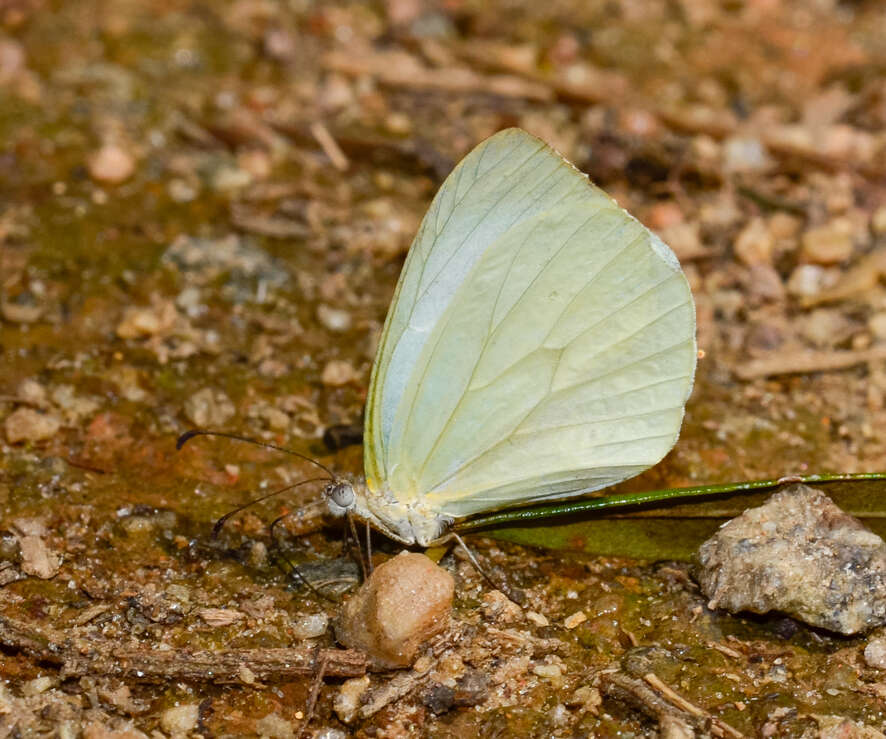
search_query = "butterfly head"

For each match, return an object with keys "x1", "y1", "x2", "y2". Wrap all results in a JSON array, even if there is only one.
[{"x1": 324, "y1": 481, "x2": 356, "y2": 517}]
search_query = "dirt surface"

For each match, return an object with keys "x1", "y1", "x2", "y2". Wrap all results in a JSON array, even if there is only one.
[{"x1": 2, "y1": 0, "x2": 886, "y2": 736}]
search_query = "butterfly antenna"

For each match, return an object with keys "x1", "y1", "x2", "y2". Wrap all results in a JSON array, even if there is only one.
[
  {"x1": 268, "y1": 511, "x2": 336, "y2": 603},
  {"x1": 212, "y1": 477, "x2": 331, "y2": 537},
  {"x1": 177, "y1": 429, "x2": 338, "y2": 481},
  {"x1": 347, "y1": 513, "x2": 369, "y2": 582}
]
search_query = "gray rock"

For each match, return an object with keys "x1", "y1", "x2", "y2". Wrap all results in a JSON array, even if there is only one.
[{"x1": 696, "y1": 484, "x2": 886, "y2": 634}]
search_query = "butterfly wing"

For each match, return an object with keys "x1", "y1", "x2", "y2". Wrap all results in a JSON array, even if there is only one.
[{"x1": 364, "y1": 128, "x2": 696, "y2": 519}]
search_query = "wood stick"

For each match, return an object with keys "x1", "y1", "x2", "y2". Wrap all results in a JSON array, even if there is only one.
[
  {"x1": 0, "y1": 613, "x2": 367, "y2": 684},
  {"x1": 60, "y1": 646, "x2": 367, "y2": 683},
  {"x1": 734, "y1": 346, "x2": 886, "y2": 380}
]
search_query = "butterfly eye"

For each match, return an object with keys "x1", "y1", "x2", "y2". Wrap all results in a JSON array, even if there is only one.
[{"x1": 325, "y1": 482, "x2": 356, "y2": 516}]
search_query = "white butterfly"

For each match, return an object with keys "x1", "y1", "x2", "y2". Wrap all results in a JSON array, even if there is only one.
[{"x1": 325, "y1": 128, "x2": 697, "y2": 546}]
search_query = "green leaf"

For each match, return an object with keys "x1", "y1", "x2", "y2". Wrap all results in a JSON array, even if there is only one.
[{"x1": 457, "y1": 476, "x2": 886, "y2": 560}]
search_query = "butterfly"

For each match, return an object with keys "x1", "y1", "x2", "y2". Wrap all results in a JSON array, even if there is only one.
[{"x1": 322, "y1": 127, "x2": 697, "y2": 547}]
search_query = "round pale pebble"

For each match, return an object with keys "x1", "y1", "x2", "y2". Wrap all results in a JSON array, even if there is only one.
[
  {"x1": 4, "y1": 407, "x2": 61, "y2": 443},
  {"x1": 159, "y1": 703, "x2": 199, "y2": 735},
  {"x1": 335, "y1": 552, "x2": 454, "y2": 669},
  {"x1": 87, "y1": 143, "x2": 136, "y2": 184},
  {"x1": 183, "y1": 388, "x2": 235, "y2": 427},
  {"x1": 321, "y1": 360, "x2": 357, "y2": 387}
]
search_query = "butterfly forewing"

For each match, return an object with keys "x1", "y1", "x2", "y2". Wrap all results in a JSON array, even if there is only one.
[{"x1": 364, "y1": 128, "x2": 696, "y2": 519}]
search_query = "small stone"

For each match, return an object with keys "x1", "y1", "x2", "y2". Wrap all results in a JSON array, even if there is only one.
[
  {"x1": 768, "y1": 212, "x2": 801, "y2": 242},
  {"x1": 17, "y1": 378, "x2": 47, "y2": 406},
  {"x1": 321, "y1": 360, "x2": 358, "y2": 387},
  {"x1": 51, "y1": 385, "x2": 100, "y2": 423},
  {"x1": 696, "y1": 484, "x2": 886, "y2": 634},
  {"x1": 82, "y1": 721, "x2": 150, "y2": 739},
  {"x1": 526, "y1": 610, "x2": 549, "y2": 627},
  {"x1": 197, "y1": 608, "x2": 244, "y2": 626},
  {"x1": 532, "y1": 661, "x2": 563, "y2": 679},
  {"x1": 211, "y1": 163, "x2": 252, "y2": 191},
  {"x1": 291, "y1": 612, "x2": 329, "y2": 639},
  {"x1": 254, "y1": 712, "x2": 294, "y2": 739},
  {"x1": 0, "y1": 562, "x2": 23, "y2": 586},
  {"x1": 814, "y1": 716, "x2": 886, "y2": 739},
  {"x1": 87, "y1": 143, "x2": 136, "y2": 184},
  {"x1": 334, "y1": 675, "x2": 371, "y2": 723},
  {"x1": 385, "y1": 111, "x2": 412, "y2": 136},
  {"x1": 423, "y1": 669, "x2": 489, "y2": 715},
  {"x1": 116, "y1": 302, "x2": 177, "y2": 339},
  {"x1": 17, "y1": 535, "x2": 60, "y2": 579},
  {"x1": 317, "y1": 304, "x2": 352, "y2": 332},
  {"x1": 566, "y1": 685, "x2": 601, "y2": 714},
  {"x1": 745, "y1": 322, "x2": 785, "y2": 354},
  {"x1": 183, "y1": 387, "x2": 235, "y2": 427},
  {"x1": 313, "y1": 730, "x2": 347, "y2": 739},
  {"x1": 723, "y1": 136, "x2": 772, "y2": 173},
  {"x1": 656, "y1": 221, "x2": 706, "y2": 260},
  {"x1": 745, "y1": 264, "x2": 785, "y2": 303},
  {"x1": 168, "y1": 178, "x2": 198, "y2": 202},
  {"x1": 870, "y1": 313, "x2": 886, "y2": 342},
  {"x1": 645, "y1": 201, "x2": 684, "y2": 231},
  {"x1": 563, "y1": 611, "x2": 587, "y2": 629},
  {"x1": 734, "y1": 217, "x2": 773, "y2": 266},
  {"x1": 0, "y1": 38, "x2": 25, "y2": 86},
  {"x1": 801, "y1": 218, "x2": 854, "y2": 265},
  {"x1": 4, "y1": 407, "x2": 61, "y2": 443},
  {"x1": 11, "y1": 517, "x2": 48, "y2": 537},
  {"x1": 786, "y1": 264, "x2": 827, "y2": 298},
  {"x1": 660, "y1": 715, "x2": 698, "y2": 739},
  {"x1": 799, "y1": 308, "x2": 855, "y2": 348},
  {"x1": 335, "y1": 552, "x2": 454, "y2": 669},
  {"x1": 263, "y1": 29, "x2": 297, "y2": 61},
  {"x1": 864, "y1": 637, "x2": 886, "y2": 670},
  {"x1": 21, "y1": 676, "x2": 53, "y2": 695},
  {"x1": 159, "y1": 703, "x2": 200, "y2": 735},
  {"x1": 1, "y1": 300, "x2": 43, "y2": 323},
  {"x1": 249, "y1": 402, "x2": 290, "y2": 432},
  {"x1": 482, "y1": 590, "x2": 522, "y2": 624},
  {"x1": 238, "y1": 148, "x2": 272, "y2": 179}
]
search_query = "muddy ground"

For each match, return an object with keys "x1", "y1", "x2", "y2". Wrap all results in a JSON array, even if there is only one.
[{"x1": 2, "y1": 0, "x2": 886, "y2": 736}]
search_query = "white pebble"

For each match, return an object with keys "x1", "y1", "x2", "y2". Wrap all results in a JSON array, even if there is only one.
[
  {"x1": 864, "y1": 637, "x2": 886, "y2": 669},
  {"x1": 291, "y1": 612, "x2": 329, "y2": 639}
]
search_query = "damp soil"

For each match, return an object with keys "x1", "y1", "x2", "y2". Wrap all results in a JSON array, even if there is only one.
[{"x1": 2, "y1": 0, "x2": 886, "y2": 736}]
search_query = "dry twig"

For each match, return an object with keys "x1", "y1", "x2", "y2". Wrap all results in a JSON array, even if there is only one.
[
  {"x1": 0, "y1": 613, "x2": 367, "y2": 684},
  {"x1": 734, "y1": 346, "x2": 886, "y2": 380}
]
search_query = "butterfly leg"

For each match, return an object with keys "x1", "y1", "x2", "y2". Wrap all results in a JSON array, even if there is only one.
[
  {"x1": 347, "y1": 513, "x2": 369, "y2": 581},
  {"x1": 268, "y1": 513, "x2": 335, "y2": 602},
  {"x1": 365, "y1": 519, "x2": 373, "y2": 574},
  {"x1": 451, "y1": 532, "x2": 525, "y2": 605}
]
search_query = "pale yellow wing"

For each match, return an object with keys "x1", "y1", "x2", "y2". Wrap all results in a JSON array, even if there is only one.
[{"x1": 364, "y1": 128, "x2": 696, "y2": 519}]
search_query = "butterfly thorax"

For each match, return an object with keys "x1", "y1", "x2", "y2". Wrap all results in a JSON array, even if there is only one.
[{"x1": 323, "y1": 479, "x2": 451, "y2": 546}]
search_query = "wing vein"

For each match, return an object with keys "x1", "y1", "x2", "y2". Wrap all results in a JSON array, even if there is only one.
[{"x1": 415, "y1": 203, "x2": 612, "y2": 483}]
